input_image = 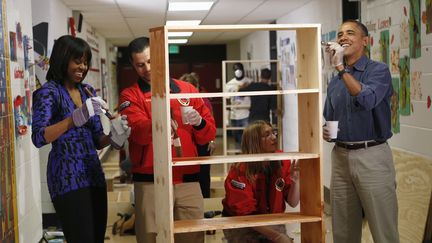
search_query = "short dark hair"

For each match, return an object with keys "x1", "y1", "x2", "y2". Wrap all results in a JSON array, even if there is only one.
[
  {"x1": 127, "y1": 37, "x2": 150, "y2": 61},
  {"x1": 233, "y1": 62, "x2": 244, "y2": 71},
  {"x1": 46, "y1": 35, "x2": 92, "y2": 83},
  {"x1": 260, "y1": 68, "x2": 271, "y2": 80},
  {"x1": 343, "y1": 19, "x2": 369, "y2": 37}
]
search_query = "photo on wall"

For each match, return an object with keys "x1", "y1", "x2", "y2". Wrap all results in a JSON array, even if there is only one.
[
  {"x1": 9, "y1": 32, "x2": 17, "y2": 61},
  {"x1": 399, "y1": 55, "x2": 411, "y2": 116}
]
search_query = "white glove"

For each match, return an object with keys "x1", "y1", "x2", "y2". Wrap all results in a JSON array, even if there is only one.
[
  {"x1": 184, "y1": 108, "x2": 202, "y2": 126},
  {"x1": 171, "y1": 119, "x2": 179, "y2": 139},
  {"x1": 72, "y1": 97, "x2": 108, "y2": 127},
  {"x1": 207, "y1": 141, "x2": 216, "y2": 155},
  {"x1": 327, "y1": 42, "x2": 345, "y2": 67},
  {"x1": 110, "y1": 115, "x2": 131, "y2": 149}
]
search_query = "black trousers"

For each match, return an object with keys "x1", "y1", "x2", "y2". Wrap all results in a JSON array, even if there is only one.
[
  {"x1": 196, "y1": 143, "x2": 211, "y2": 198},
  {"x1": 52, "y1": 186, "x2": 107, "y2": 243}
]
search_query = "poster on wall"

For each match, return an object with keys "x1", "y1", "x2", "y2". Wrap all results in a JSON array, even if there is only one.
[
  {"x1": 411, "y1": 71, "x2": 422, "y2": 101},
  {"x1": 321, "y1": 30, "x2": 337, "y2": 92},
  {"x1": 409, "y1": 0, "x2": 421, "y2": 58},
  {"x1": 391, "y1": 77, "x2": 400, "y2": 134},
  {"x1": 9, "y1": 32, "x2": 16, "y2": 61},
  {"x1": 426, "y1": 0, "x2": 432, "y2": 34},
  {"x1": 279, "y1": 36, "x2": 296, "y2": 89},
  {"x1": 380, "y1": 30, "x2": 390, "y2": 65},
  {"x1": 100, "y1": 58, "x2": 108, "y2": 101},
  {"x1": 81, "y1": 26, "x2": 102, "y2": 97},
  {"x1": 399, "y1": 56, "x2": 411, "y2": 116}
]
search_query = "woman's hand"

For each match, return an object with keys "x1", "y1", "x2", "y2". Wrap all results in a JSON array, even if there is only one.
[{"x1": 290, "y1": 159, "x2": 300, "y2": 183}]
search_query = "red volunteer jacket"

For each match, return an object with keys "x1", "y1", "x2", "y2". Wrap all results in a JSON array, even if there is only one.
[
  {"x1": 119, "y1": 78, "x2": 216, "y2": 184},
  {"x1": 222, "y1": 158, "x2": 293, "y2": 216}
]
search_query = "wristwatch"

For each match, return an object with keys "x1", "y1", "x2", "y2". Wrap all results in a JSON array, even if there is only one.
[{"x1": 338, "y1": 68, "x2": 347, "y2": 78}]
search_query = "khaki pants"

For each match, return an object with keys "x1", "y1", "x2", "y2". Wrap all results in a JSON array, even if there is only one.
[
  {"x1": 134, "y1": 181, "x2": 204, "y2": 243},
  {"x1": 331, "y1": 143, "x2": 399, "y2": 243}
]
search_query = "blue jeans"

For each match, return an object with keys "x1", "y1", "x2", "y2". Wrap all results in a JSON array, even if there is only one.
[{"x1": 231, "y1": 118, "x2": 248, "y2": 148}]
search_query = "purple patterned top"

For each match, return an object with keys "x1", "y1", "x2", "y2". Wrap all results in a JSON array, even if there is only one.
[{"x1": 31, "y1": 80, "x2": 106, "y2": 200}]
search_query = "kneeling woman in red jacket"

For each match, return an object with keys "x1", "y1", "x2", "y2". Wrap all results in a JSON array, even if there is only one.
[{"x1": 222, "y1": 120, "x2": 299, "y2": 243}]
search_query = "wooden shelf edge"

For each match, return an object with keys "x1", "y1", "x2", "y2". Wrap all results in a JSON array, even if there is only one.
[
  {"x1": 172, "y1": 152, "x2": 319, "y2": 166},
  {"x1": 169, "y1": 89, "x2": 319, "y2": 99},
  {"x1": 174, "y1": 212, "x2": 322, "y2": 233}
]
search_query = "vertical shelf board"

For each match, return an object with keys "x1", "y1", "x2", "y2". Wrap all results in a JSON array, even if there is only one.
[
  {"x1": 301, "y1": 221, "x2": 326, "y2": 243},
  {"x1": 297, "y1": 25, "x2": 324, "y2": 242},
  {"x1": 296, "y1": 27, "x2": 321, "y2": 90},
  {"x1": 299, "y1": 158, "x2": 322, "y2": 215},
  {"x1": 222, "y1": 61, "x2": 228, "y2": 157},
  {"x1": 150, "y1": 26, "x2": 175, "y2": 243},
  {"x1": 300, "y1": 158, "x2": 324, "y2": 242},
  {"x1": 298, "y1": 93, "x2": 321, "y2": 154}
]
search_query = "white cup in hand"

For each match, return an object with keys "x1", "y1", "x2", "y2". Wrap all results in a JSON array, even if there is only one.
[
  {"x1": 325, "y1": 121, "x2": 339, "y2": 140},
  {"x1": 180, "y1": 106, "x2": 193, "y2": 124}
]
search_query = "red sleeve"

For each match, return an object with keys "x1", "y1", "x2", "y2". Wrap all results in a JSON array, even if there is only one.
[
  {"x1": 282, "y1": 159, "x2": 293, "y2": 200},
  {"x1": 119, "y1": 87, "x2": 152, "y2": 145},
  {"x1": 222, "y1": 164, "x2": 257, "y2": 216}
]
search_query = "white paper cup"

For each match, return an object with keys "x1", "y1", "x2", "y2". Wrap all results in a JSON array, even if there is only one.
[
  {"x1": 180, "y1": 106, "x2": 193, "y2": 124},
  {"x1": 326, "y1": 121, "x2": 339, "y2": 139}
]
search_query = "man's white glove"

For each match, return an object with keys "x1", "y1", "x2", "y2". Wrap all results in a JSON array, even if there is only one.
[
  {"x1": 184, "y1": 108, "x2": 203, "y2": 126},
  {"x1": 110, "y1": 115, "x2": 131, "y2": 149},
  {"x1": 327, "y1": 42, "x2": 345, "y2": 67}
]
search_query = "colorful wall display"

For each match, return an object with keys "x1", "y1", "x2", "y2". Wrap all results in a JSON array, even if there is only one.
[
  {"x1": 391, "y1": 77, "x2": 400, "y2": 134},
  {"x1": 399, "y1": 55, "x2": 411, "y2": 116},
  {"x1": 380, "y1": 30, "x2": 390, "y2": 65},
  {"x1": 0, "y1": 0, "x2": 18, "y2": 241},
  {"x1": 424, "y1": 0, "x2": 432, "y2": 33},
  {"x1": 409, "y1": 0, "x2": 421, "y2": 58}
]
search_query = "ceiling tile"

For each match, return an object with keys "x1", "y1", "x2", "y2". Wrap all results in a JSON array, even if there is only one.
[{"x1": 202, "y1": 0, "x2": 264, "y2": 24}]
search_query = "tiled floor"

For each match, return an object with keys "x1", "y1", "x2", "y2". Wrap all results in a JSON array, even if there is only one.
[{"x1": 102, "y1": 137, "x2": 334, "y2": 243}]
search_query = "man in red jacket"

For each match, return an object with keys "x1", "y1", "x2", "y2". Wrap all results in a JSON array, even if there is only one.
[{"x1": 119, "y1": 37, "x2": 216, "y2": 243}]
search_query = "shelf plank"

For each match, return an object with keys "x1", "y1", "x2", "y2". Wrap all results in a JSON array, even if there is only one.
[
  {"x1": 225, "y1": 126, "x2": 246, "y2": 130},
  {"x1": 162, "y1": 24, "x2": 321, "y2": 32},
  {"x1": 172, "y1": 152, "x2": 319, "y2": 166},
  {"x1": 174, "y1": 212, "x2": 322, "y2": 233},
  {"x1": 169, "y1": 89, "x2": 319, "y2": 99}
]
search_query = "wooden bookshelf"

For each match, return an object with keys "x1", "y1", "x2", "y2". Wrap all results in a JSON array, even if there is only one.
[{"x1": 150, "y1": 23, "x2": 324, "y2": 243}]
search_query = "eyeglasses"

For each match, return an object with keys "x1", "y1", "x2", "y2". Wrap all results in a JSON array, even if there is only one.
[{"x1": 262, "y1": 129, "x2": 278, "y2": 139}]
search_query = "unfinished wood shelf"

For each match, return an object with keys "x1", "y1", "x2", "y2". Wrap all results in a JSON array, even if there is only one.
[
  {"x1": 150, "y1": 23, "x2": 324, "y2": 243},
  {"x1": 174, "y1": 213, "x2": 322, "y2": 233},
  {"x1": 172, "y1": 152, "x2": 319, "y2": 166}
]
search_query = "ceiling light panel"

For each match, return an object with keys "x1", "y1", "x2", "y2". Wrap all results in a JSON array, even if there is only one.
[
  {"x1": 167, "y1": 32, "x2": 193, "y2": 37},
  {"x1": 168, "y1": 1, "x2": 214, "y2": 11},
  {"x1": 168, "y1": 39, "x2": 188, "y2": 44},
  {"x1": 166, "y1": 20, "x2": 201, "y2": 26}
]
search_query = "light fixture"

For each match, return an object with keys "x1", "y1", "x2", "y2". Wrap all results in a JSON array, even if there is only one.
[
  {"x1": 167, "y1": 32, "x2": 193, "y2": 37},
  {"x1": 168, "y1": 39, "x2": 188, "y2": 44},
  {"x1": 168, "y1": 1, "x2": 214, "y2": 11},
  {"x1": 166, "y1": 20, "x2": 201, "y2": 26}
]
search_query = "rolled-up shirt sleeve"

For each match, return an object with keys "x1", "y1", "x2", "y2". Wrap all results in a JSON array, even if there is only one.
[
  {"x1": 31, "y1": 87, "x2": 55, "y2": 148},
  {"x1": 354, "y1": 63, "x2": 392, "y2": 111}
]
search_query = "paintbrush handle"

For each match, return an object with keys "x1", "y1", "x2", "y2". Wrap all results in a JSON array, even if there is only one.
[{"x1": 83, "y1": 87, "x2": 115, "y2": 119}]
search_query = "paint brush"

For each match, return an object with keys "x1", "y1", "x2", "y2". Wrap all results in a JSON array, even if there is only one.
[{"x1": 83, "y1": 86, "x2": 115, "y2": 119}]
